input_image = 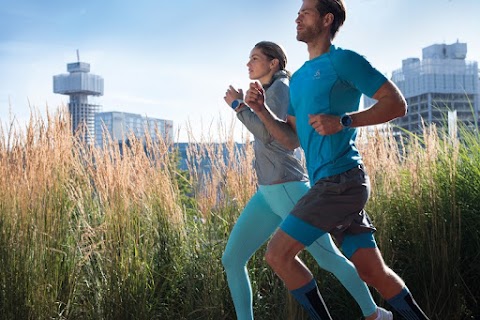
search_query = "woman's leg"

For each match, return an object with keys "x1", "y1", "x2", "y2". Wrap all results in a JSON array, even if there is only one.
[
  {"x1": 221, "y1": 191, "x2": 282, "y2": 320},
  {"x1": 308, "y1": 234, "x2": 377, "y2": 317}
]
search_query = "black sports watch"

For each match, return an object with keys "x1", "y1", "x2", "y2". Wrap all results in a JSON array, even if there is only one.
[{"x1": 340, "y1": 114, "x2": 353, "y2": 128}]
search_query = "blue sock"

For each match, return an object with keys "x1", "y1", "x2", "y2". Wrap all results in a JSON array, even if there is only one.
[
  {"x1": 290, "y1": 279, "x2": 332, "y2": 320},
  {"x1": 387, "y1": 287, "x2": 429, "y2": 320}
]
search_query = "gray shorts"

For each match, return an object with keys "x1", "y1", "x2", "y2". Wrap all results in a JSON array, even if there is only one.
[{"x1": 289, "y1": 165, "x2": 376, "y2": 245}]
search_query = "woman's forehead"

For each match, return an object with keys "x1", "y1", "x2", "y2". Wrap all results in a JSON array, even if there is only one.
[{"x1": 249, "y1": 47, "x2": 265, "y2": 58}]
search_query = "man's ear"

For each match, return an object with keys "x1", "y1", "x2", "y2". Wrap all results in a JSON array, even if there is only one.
[{"x1": 323, "y1": 12, "x2": 334, "y2": 27}]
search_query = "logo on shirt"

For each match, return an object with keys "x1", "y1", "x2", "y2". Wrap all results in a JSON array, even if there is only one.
[{"x1": 313, "y1": 70, "x2": 321, "y2": 79}]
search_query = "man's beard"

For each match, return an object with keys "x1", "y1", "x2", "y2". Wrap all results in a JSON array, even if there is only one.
[
  {"x1": 297, "y1": 30, "x2": 313, "y2": 43},
  {"x1": 296, "y1": 25, "x2": 324, "y2": 43}
]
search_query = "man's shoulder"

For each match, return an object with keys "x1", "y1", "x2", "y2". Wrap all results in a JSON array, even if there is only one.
[
  {"x1": 330, "y1": 46, "x2": 364, "y2": 62},
  {"x1": 330, "y1": 46, "x2": 374, "y2": 76}
]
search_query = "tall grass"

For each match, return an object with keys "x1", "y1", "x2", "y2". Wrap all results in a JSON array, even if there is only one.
[
  {"x1": 0, "y1": 109, "x2": 187, "y2": 319},
  {"x1": 0, "y1": 108, "x2": 478, "y2": 319},
  {"x1": 360, "y1": 124, "x2": 479, "y2": 319}
]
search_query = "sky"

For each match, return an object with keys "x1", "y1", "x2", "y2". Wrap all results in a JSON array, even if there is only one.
[{"x1": 1, "y1": 0, "x2": 479, "y2": 142}]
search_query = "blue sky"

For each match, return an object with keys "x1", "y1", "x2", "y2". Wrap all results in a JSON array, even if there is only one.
[{"x1": 1, "y1": 0, "x2": 479, "y2": 142}]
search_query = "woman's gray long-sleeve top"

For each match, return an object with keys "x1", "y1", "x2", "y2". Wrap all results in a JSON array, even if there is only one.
[{"x1": 236, "y1": 71, "x2": 308, "y2": 185}]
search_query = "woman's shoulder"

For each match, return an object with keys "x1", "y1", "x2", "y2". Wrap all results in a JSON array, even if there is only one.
[
  {"x1": 266, "y1": 77, "x2": 289, "y2": 101},
  {"x1": 268, "y1": 72, "x2": 289, "y2": 90}
]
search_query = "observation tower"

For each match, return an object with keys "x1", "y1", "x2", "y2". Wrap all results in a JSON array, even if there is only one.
[{"x1": 53, "y1": 51, "x2": 104, "y2": 143}]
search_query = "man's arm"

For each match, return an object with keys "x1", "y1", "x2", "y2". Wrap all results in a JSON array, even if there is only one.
[
  {"x1": 308, "y1": 80, "x2": 407, "y2": 135},
  {"x1": 349, "y1": 79, "x2": 407, "y2": 127},
  {"x1": 245, "y1": 82, "x2": 300, "y2": 150}
]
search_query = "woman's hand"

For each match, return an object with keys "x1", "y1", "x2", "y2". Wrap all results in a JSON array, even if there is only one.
[
  {"x1": 245, "y1": 82, "x2": 265, "y2": 112},
  {"x1": 224, "y1": 85, "x2": 244, "y2": 108}
]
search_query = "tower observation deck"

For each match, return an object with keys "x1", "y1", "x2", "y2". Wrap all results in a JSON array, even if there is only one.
[{"x1": 53, "y1": 52, "x2": 104, "y2": 143}]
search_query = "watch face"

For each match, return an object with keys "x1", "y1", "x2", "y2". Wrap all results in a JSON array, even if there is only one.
[
  {"x1": 341, "y1": 115, "x2": 352, "y2": 127},
  {"x1": 231, "y1": 99, "x2": 242, "y2": 109}
]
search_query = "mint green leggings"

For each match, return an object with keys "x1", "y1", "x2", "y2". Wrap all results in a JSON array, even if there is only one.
[{"x1": 221, "y1": 181, "x2": 376, "y2": 320}]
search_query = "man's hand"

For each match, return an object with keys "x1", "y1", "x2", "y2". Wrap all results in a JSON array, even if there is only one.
[
  {"x1": 224, "y1": 85, "x2": 243, "y2": 107},
  {"x1": 308, "y1": 113, "x2": 343, "y2": 135},
  {"x1": 245, "y1": 82, "x2": 265, "y2": 113}
]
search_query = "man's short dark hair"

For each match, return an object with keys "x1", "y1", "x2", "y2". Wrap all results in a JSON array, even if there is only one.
[{"x1": 315, "y1": 0, "x2": 346, "y2": 39}]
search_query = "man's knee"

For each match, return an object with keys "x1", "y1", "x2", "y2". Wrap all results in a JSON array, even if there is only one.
[
  {"x1": 265, "y1": 229, "x2": 306, "y2": 269},
  {"x1": 356, "y1": 265, "x2": 386, "y2": 286},
  {"x1": 351, "y1": 247, "x2": 390, "y2": 286},
  {"x1": 264, "y1": 245, "x2": 282, "y2": 268}
]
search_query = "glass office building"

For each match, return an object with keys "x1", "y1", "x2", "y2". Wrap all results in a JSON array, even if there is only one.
[
  {"x1": 95, "y1": 111, "x2": 173, "y2": 147},
  {"x1": 389, "y1": 41, "x2": 479, "y2": 135}
]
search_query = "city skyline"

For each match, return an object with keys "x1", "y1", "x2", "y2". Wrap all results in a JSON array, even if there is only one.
[{"x1": 1, "y1": 0, "x2": 479, "y2": 142}]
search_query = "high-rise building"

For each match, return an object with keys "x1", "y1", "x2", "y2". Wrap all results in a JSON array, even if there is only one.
[
  {"x1": 388, "y1": 41, "x2": 479, "y2": 135},
  {"x1": 53, "y1": 52, "x2": 104, "y2": 143},
  {"x1": 94, "y1": 111, "x2": 173, "y2": 147}
]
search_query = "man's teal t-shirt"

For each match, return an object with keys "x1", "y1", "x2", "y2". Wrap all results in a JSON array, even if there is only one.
[{"x1": 288, "y1": 45, "x2": 387, "y2": 183}]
